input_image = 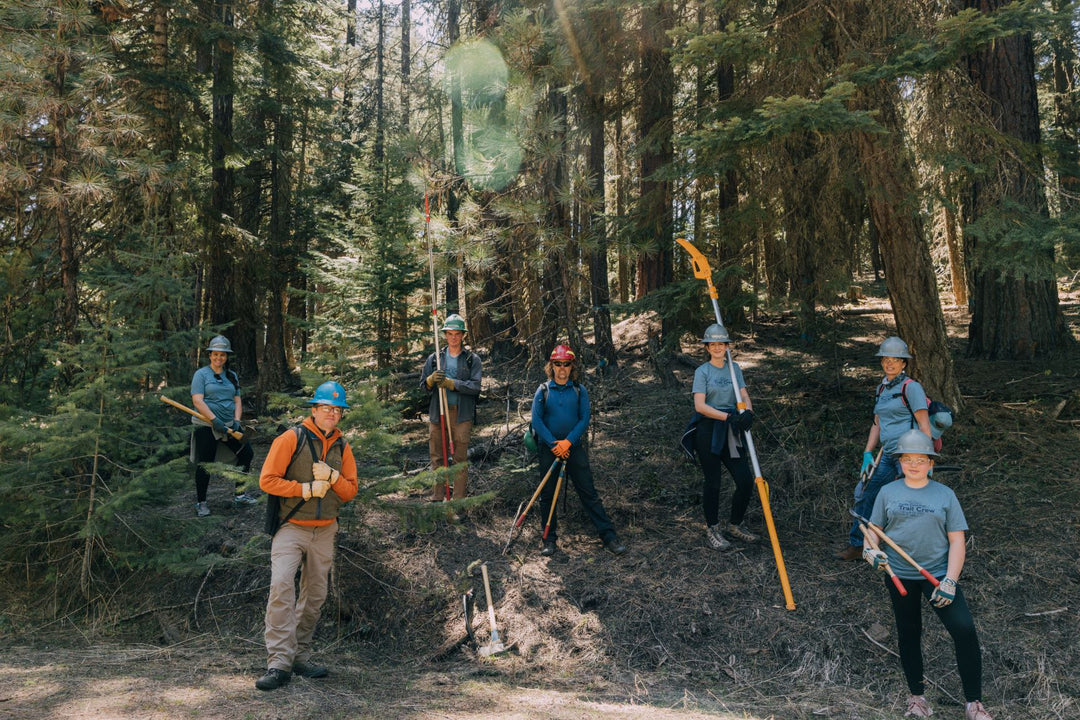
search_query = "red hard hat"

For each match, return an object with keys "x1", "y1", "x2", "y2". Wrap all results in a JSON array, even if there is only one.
[{"x1": 549, "y1": 344, "x2": 576, "y2": 361}]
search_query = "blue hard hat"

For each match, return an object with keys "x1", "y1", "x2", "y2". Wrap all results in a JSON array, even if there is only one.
[{"x1": 308, "y1": 381, "x2": 349, "y2": 408}]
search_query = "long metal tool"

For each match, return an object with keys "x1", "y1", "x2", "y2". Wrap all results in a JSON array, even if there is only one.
[
  {"x1": 502, "y1": 458, "x2": 562, "y2": 554},
  {"x1": 425, "y1": 193, "x2": 455, "y2": 500},
  {"x1": 677, "y1": 238, "x2": 796, "y2": 611}
]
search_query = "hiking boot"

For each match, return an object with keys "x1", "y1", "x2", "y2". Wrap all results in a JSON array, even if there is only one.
[
  {"x1": 965, "y1": 701, "x2": 993, "y2": 720},
  {"x1": 255, "y1": 668, "x2": 291, "y2": 691},
  {"x1": 233, "y1": 492, "x2": 258, "y2": 505},
  {"x1": 291, "y1": 660, "x2": 328, "y2": 678},
  {"x1": 834, "y1": 544, "x2": 862, "y2": 561},
  {"x1": 603, "y1": 536, "x2": 627, "y2": 556},
  {"x1": 726, "y1": 523, "x2": 759, "y2": 542},
  {"x1": 903, "y1": 694, "x2": 932, "y2": 717},
  {"x1": 540, "y1": 540, "x2": 557, "y2": 557},
  {"x1": 195, "y1": 501, "x2": 210, "y2": 517},
  {"x1": 706, "y1": 525, "x2": 733, "y2": 551}
]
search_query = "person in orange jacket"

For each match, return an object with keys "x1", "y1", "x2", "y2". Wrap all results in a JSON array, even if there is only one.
[{"x1": 255, "y1": 381, "x2": 358, "y2": 691}]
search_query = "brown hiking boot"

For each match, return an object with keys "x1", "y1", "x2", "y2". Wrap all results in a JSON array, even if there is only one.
[{"x1": 834, "y1": 544, "x2": 862, "y2": 561}]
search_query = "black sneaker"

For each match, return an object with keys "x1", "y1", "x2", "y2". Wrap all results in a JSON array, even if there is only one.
[
  {"x1": 540, "y1": 540, "x2": 557, "y2": 557},
  {"x1": 292, "y1": 660, "x2": 328, "y2": 678},
  {"x1": 603, "y1": 536, "x2": 627, "y2": 556},
  {"x1": 255, "y1": 668, "x2": 291, "y2": 691}
]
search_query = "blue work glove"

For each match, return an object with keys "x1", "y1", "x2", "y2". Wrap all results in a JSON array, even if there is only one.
[
  {"x1": 860, "y1": 451, "x2": 874, "y2": 476},
  {"x1": 212, "y1": 417, "x2": 228, "y2": 435},
  {"x1": 230, "y1": 419, "x2": 243, "y2": 432},
  {"x1": 930, "y1": 577, "x2": 957, "y2": 608},
  {"x1": 862, "y1": 547, "x2": 888, "y2": 572},
  {"x1": 732, "y1": 409, "x2": 754, "y2": 431}
]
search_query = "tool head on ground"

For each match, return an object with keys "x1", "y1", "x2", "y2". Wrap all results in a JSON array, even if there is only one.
[
  {"x1": 206, "y1": 335, "x2": 233, "y2": 353},
  {"x1": 549, "y1": 344, "x2": 575, "y2": 362},
  {"x1": 701, "y1": 323, "x2": 731, "y2": 344},
  {"x1": 308, "y1": 381, "x2": 349, "y2": 408},
  {"x1": 895, "y1": 428, "x2": 937, "y2": 456},
  {"x1": 441, "y1": 314, "x2": 467, "y2": 333},
  {"x1": 876, "y1": 336, "x2": 912, "y2": 359}
]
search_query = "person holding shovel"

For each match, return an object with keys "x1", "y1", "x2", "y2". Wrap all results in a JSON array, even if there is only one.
[
  {"x1": 190, "y1": 334, "x2": 255, "y2": 516},
  {"x1": 530, "y1": 344, "x2": 626, "y2": 557},
  {"x1": 836, "y1": 336, "x2": 932, "y2": 560},
  {"x1": 690, "y1": 323, "x2": 758, "y2": 551},
  {"x1": 864, "y1": 429, "x2": 993, "y2": 720},
  {"x1": 255, "y1": 381, "x2": 359, "y2": 691},
  {"x1": 420, "y1": 314, "x2": 482, "y2": 500}
]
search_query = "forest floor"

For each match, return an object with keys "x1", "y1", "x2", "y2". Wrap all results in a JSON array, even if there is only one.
[{"x1": 3, "y1": 283, "x2": 1080, "y2": 720}]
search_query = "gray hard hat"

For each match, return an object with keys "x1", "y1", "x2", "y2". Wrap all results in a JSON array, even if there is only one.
[
  {"x1": 206, "y1": 335, "x2": 233, "y2": 353},
  {"x1": 895, "y1": 429, "x2": 937, "y2": 456},
  {"x1": 701, "y1": 323, "x2": 731, "y2": 343},
  {"x1": 876, "y1": 336, "x2": 911, "y2": 359}
]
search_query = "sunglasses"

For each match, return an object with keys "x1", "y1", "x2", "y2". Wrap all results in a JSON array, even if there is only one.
[{"x1": 552, "y1": 361, "x2": 572, "y2": 367}]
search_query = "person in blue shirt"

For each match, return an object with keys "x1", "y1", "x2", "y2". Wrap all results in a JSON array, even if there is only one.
[
  {"x1": 690, "y1": 324, "x2": 758, "y2": 552},
  {"x1": 419, "y1": 314, "x2": 482, "y2": 501},
  {"x1": 190, "y1": 335, "x2": 255, "y2": 516},
  {"x1": 863, "y1": 430, "x2": 993, "y2": 720},
  {"x1": 836, "y1": 336, "x2": 932, "y2": 560},
  {"x1": 530, "y1": 344, "x2": 625, "y2": 557}
]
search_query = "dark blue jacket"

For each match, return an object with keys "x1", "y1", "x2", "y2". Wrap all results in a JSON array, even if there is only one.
[{"x1": 531, "y1": 380, "x2": 589, "y2": 449}]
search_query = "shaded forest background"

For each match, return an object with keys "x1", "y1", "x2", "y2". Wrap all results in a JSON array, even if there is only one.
[{"x1": 2, "y1": 0, "x2": 1080, "y2": 628}]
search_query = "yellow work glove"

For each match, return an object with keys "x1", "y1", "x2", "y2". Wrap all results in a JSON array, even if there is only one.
[
  {"x1": 553, "y1": 439, "x2": 572, "y2": 459},
  {"x1": 310, "y1": 479, "x2": 332, "y2": 498},
  {"x1": 426, "y1": 370, "x2": 446, "y2": 389},
  {"x1": 439, "y1": 377, "x2": 456, "y2": 391}
]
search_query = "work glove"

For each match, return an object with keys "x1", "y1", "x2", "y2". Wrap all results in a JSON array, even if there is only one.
[
  {"x1": 439, "y1": 377, "x2": 456, "y2": 391},
  {"x1": 426, "y1": 370, "x2": 446, "y2": 389},
  {"x1": 553, "y1": 439, "x2": 572, "y2": 459},
  {"x1": 310, "y1": 479, "x2": 332, "y2": 499},
  {"x1": 860, "y1": 451, "x2": 874, "y2": 476},
  {"x1": 212, "y1": 417, "x2": 228, "y2": 435},
  {"x1": 732, "y1": 409, "x2": 754, "y2": 431},
  {"x1": 301, "y1": 482, "x2": 313, "y2": 500},
  {"x1": 312, "y1": 461, "x2": 341, "y2": 484},
  {"x1": 930, "y1": 577, "x2": 957, "y2": 608},
  {"x1": 230, "y1": 419, "x2": 243, "y2": 432},
  {"x1": 862, "y1": 547, "x2": 889, "y2": 572}
]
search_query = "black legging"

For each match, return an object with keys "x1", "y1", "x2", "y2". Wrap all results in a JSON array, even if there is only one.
[
  {"x1": 193, "y1": 426, "x2": 254, "y2": 502},
  {"x1": 694, "y1": 416, "x2": 754, "y2": 527},
  {"x1": 886, "y1": 576, "x2": 983, "y2": 702}
]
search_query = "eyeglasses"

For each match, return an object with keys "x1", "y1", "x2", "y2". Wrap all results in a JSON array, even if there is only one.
[
  {"x1": 314, "y1": 405, "x2": 344, "y2": 416},
  {"x1": 899, "y1": 457, "x2": 930, "y2": 466},
  {"x1": 552, "y1": 361, "x2": 572, "y2": 367}
]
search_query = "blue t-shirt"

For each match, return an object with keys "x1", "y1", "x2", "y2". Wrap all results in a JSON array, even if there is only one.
[
  {"x1": 531, "y1": 381, "x2": 589, "y2": 448},
  {"x1": 870, "y1": 479, "x2": 967, "y2": 580},
  {"x1": 444, "y1": 352, "x2": 460, "y2": 407},
  {"x1": 191, "y1": 365, "x2": 239, "y2": 425},
  {"x1": 874, "y1": 376, "x2": 928, "y2": 454},
  {"x1": 692, "y1": 361, "x2": 747, "y2": 411}
]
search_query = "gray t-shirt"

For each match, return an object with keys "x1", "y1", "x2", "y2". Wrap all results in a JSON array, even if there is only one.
[
  {"x1": 870, "y1": 479, "x2": 968, "y2": 580},
  {"x1": 874, "y1": 376, "x2": 928, "y2": 454},
  {"x1": 692, "y1": 361, "x2": 747, "y2": 411}
]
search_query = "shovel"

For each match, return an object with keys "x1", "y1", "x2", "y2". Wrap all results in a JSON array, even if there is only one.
[{"x1": 478, "y1": 563, "x2": 508, "y2": 657}]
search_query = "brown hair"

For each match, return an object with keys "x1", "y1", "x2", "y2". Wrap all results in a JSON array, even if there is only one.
[{"x1": 544, "y1": 359, "x2": 581, "y2": 383}]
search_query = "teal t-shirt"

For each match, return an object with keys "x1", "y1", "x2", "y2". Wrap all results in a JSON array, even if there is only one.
[
  {"x1": 870, "y1": 479, "x2": 968, "y2": 580},
  {"x1": 874, "y1": 376, "x2": 928, "y2": 453},
  {"x1": 190, "y1": 365, "x2": 239, "y2": 425},
  {"x1": 692, "y1": 361, "x2": 747, "y2": 411},
  {"x1": 444, "y1": 352, "x2": 460, "y2": 407}
]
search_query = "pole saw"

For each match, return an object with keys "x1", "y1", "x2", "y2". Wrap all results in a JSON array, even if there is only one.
[
  {"x1": 425, "y1": 193, "x2": 455, "y2": 500},
  {"x1": 677, "y1": 238, "x2": 796, "y2": 611}
]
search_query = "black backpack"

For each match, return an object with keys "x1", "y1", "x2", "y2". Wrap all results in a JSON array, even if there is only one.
[{"x1": 263, "y1": 425, "x2": 344, "y2": 536}]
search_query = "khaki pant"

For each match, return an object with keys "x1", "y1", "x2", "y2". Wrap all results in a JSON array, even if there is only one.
[
  {"x1": 429, "y1": 404, "x2": 472, "y2": 500},
  {"x1": 264, "y1": 521, "x2": 337, "y2": 671}
]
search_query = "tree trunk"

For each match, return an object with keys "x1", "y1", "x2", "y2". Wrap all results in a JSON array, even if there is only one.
[
  {"x1": 855, "y1": 81, "x2": 960, "y2": 409},
  {"x1": 961, "y1": 0, "x2": 1069, "y2": 359},
  {"x1": 206, "y1": 0, "x2": 236, "y2": 332},
  {"x1": 400, "y1": 0, "x2": 410, "y2": 132}
]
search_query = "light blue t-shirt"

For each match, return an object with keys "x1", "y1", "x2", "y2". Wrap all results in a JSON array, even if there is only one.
[
  {"x1": 692, "y1": 361, "x2": 747, "y2": 411},
  {"x1": 190, "y1": 365, "x2": 239, "y2": 425},
  {"x1": 874, "y1": 376, "x2": 928, "y2": 454},
  {"x1": 870, "y1": 479, "x2": 967, "y2": 581},
  {"x1": 444, "y1": 352, "x2": 460, "y2": 407}
]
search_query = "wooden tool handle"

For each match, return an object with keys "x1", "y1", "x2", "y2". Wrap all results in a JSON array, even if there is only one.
[
  {"x1": 867, "y1": 521, "x2": 939, "y2": 587},
  {"x1": 861, "y1": 522, "x2": 906, "y2": 597},
  {"x1": 159, "y1": 395, "x2": 244, "y2": 440}
]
